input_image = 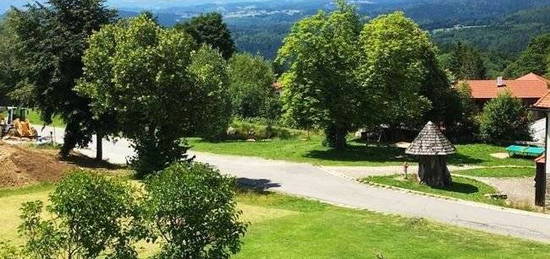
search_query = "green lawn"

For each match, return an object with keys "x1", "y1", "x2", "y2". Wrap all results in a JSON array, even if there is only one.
[
  {"x1": 188, "y1": 137, "x2": 534, "y2": 167},
  {"x1": 455, "y1": 167, "x2": 535, "y2": 178},
  {"x1": 361, "y1": 175, "x2": 506, "y2": 206},
  {"x1": 26, "y1": 110, "x2": 65, "y2": 127},
  {"x1": 2, "y1": 184, "x2": 550, "y2": 258}
]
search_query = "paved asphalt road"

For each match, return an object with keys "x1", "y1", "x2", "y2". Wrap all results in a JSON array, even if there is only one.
[{"x1": 40, "y1": 126, "x2": 550, "y2": 243}]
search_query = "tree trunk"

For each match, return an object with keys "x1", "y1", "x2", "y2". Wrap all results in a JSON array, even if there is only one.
[
  {"x1": 325, "y1": 126, "x2": 347, "y2": 150},
  {"x1": 96, "y1": 132, "x2": 103, "y2": 161},
  {"x1": 417, "y1": 155, "x2": 452, "y2": 187}
]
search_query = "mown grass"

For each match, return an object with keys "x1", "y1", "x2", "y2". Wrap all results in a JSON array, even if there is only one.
[
  {"x1": 236, "y1": 191, "x2": 550, "y2": 258},
  {"x1": 189, "y1": 136, "x2": 533, "y2": 167},
  {"x1": 362, "y1": 175, "x2": 506, "y2": 206},
  {"x1": 26, "y1": 110, "x2": 65, "y2": 127},
  {"x1": 2, "y1": 184, "x2": 550, "y2": 258},
  {"x1": 455, "y1": 167, "x2": 535, "y2": 178}
]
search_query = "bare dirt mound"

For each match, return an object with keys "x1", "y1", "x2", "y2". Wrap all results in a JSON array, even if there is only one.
[{"x1": 0, "y1": 142, "x2": 73, "y2": 187}]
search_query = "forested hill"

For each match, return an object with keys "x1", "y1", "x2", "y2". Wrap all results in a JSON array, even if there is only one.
[
  {"x1": 4, "y1": 0, "x2": 550, "y2": 59},
  {"x1": 197, "y1": 0, "x2": 550, "y2": 60},
  {"x1": 433, "y1": 5, "x2": 550, "y2": 54}
]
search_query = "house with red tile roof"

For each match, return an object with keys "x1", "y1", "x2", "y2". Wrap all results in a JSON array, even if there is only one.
[{"x1": 462, "y1": 73, "x2": 550, "y2": 106}]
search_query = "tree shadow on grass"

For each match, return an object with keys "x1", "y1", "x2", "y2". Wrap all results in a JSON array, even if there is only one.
[
  {"x1": 431, "y1": 181, "x2": 479, "y2": 194},
  {"x1": 236, "y1": 178, "x2": 281, "y2": 194},
  {"x1": 304, "y1": 145, "x2": 415, "y2": 164},
  {"x1": 447, "y1": 153, "x2": 484, "y2": 166},
  {"x1": 62, "y1": 154, "x2": 127, "y2": 170}
]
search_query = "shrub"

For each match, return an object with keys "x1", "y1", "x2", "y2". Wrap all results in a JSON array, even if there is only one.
[
  {"x1": 0, "y1": 241, "x2": 25, "y2": 259},
  {"x1": 145, "y1": 162, "x2": 247, "y2": 259},
  {"x1": 479, "y1": 92, "x2": 531, "y2": 142},
  {"x1": 18, "y1": 170, "x2": 145, "y2": 259},
  {"x1": 224, "y1": 118, "x2": 306, "y2": 140}
]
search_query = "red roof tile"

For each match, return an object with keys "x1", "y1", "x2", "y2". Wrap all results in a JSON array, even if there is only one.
[
  {"x1": 517, "y1": 73, "x2": 550, "y2": 85},
  {"x1": 534, "y1": 91, "x2": 550, "y2": 109},
  {"x1": 465, "y1": 79, "x2": 548, "y2": 99}
]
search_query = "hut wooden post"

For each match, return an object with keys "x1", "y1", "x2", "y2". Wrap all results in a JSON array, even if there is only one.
[{"x1": 406, "y1": 121, "x2": 456, "y2": 188}]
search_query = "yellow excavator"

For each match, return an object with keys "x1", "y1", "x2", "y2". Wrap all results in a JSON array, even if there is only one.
[{"x1": 0, "y1": 107, "x2": 38, "y2": 139}]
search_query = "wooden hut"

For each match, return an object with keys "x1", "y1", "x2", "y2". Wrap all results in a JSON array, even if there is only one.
[{"x1": 406, "y1": 121, "x2": 456, "y2": 187}]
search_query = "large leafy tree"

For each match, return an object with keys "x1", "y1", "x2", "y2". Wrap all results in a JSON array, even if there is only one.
[
  {"x1": 358, "y1": 12, "x2": 433, "y2": 129},
  {"x1": 175, "y1": 12, "x2": 236, "y2": 59},
  {"x1": 443, "y1": 42, "x2": 487, "y2": 80},
  {"x1": 0, "y1": 18, "x2": 21, "y2": 106},
  {"x1": 8, "y1": 0, "x2": 117, "y2": 158},
  {"x1": 77, "y1": 15, "x2": 231, "y2": 176},
  {"x1": 504, "y1": 33, "x2": 550, "y2": 78},
  {"x1": 277, "y1": 1, "x2": 369, "y2": 149},
  {"x1": 228, "y1": 53, "x2": 279, "y2": 119}
]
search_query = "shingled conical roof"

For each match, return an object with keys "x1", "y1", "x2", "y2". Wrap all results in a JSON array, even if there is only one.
[{"x1": 405, "y1": 121, "x2": 456, "y2": 155}]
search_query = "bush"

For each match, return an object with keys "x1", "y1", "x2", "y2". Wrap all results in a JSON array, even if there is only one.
[
  {"x1": 145, "y1": 162, "x2": 247, "y2": 259},
  {"x1": 224, "y1": 119, "x2": 306, "y2": 140},
  {"x1": 18, "y1": 170, "x2": 145, "y2": 259},
  {"x1": 479, "y1": 92, "x2": 531, "y2": 143},
  {"x1": 0, "y1": 241, "x2": 24, "y2": 259}
]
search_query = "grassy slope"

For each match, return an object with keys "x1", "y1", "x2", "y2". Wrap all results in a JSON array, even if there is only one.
[
  {"x1": 362, "y1": 175, "x2": 505, "y2": 206},
  {"x1": 455, "y1": 167, "x2": 535, "y2": 177},
  {"x1": 3, "y1": 185, "x2": 550, "y2": 258},
  {"x1": 189, "y1": 137, "x2": 533, "y2": 167},
  {"x1": 26, "y1": 110, "x2": 65, "y2": 127}
]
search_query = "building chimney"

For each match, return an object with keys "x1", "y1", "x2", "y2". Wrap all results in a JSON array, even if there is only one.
[{"x1": 497, "y1": 77, "x2": 506, "y2": 87}]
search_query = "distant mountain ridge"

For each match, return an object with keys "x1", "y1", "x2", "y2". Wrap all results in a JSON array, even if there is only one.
[{"x1": 3, "y1": 0, "x2": 550, "y2": 59}]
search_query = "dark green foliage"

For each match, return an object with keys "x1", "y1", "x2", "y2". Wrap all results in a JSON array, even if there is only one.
[
  {"x1": 8, "y1": 0, "x2": 117, "y2": 158},
  {"x1": 0, "y1": 19, "x2": 22, "y2": 106},
  {"x1": 431, "y1": 5, "x2": 550, "y2": 59},
  {"x1": 18, "y1": 171, "x2": 145, "y2": 259},
  {"x1": 479, "y1": 92, "x2": 531, "y2": 143},
  {"x1": 78, "y1": 15, "x2": 232, "y2": 177},
  {"x1": 145, "y1": 162, "x2": 247, "y2": 259},
  {"x1": 445, "y1": 82, "x2": 479, "y2": 142},
  {"x1": 443, "y1": 42, "x2": 487, "y2": 80},
  {"x1": 503, "y1": 33, "x2": 550, "y2": 78},
  {"x1": 228, "y1": 53, "x2": 280, "y2": 119},
  {"x1": 175, "y1": 12, "x2": 236, "y2": 59}
]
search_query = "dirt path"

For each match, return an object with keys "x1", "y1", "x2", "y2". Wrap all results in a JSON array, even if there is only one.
[
  {"x1": 461, "y1": 175, "x2": 536, "y2": 209},
  {"x1": 321, "y1": 164, "x2": 532, "y2": 179}
]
